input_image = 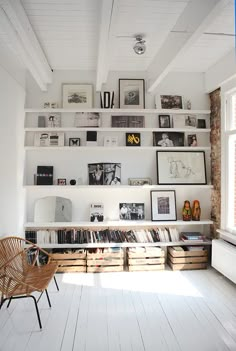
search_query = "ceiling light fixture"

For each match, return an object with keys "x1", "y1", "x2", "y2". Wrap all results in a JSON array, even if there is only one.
[{"x1": 133, "y1": 35, "x2": 146, "y2": 55}]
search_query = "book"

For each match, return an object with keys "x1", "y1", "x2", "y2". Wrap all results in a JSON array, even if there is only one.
[{"x1": 90, "y1": 203, "x2": 104, "y2": 222}]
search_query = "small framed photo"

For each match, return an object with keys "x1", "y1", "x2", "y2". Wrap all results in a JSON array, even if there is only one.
[
  {"x1": 156, "y1": 151, "x2": 207, "y2": 185},
  {"x1": 119, "y1": 79, "x2": 145, "y2": 109},
  {"x1": 187, "y1": 134, "x2": 197, "y2": 147},
  {"x1": 128, "y1": 178, "x2": 152, "y2": 186},
  {"x1": 126, "y1": 133, "x2": 141, "y2": 146},
  {"x1": 185, "y1": 115, "x2": 197, "y2": 128},
  {"x1": 62, "y1": 84, "x2": 93, "y2": 108},
  {"x1": 197, "y1": 119, "x2": 206, "y2": 129},
  {"x1": 159, "y1": 115, "x2": 171, "y2": 128},
  {"x1": 160, "y1": 95, "x2": 183, "y2": 109},
  {"x1": 47, "y1": 113, "x2": 61, "y2": 128},
  {"x1": 153, "y1": 132, "x2": 184, "y2": 147},
  {"x1": 57, "y1": 178, "x2": 66, "y2": 185},
  {"x1": 151, "y1": 190, "x2": 177, "y2": 221},
  {"x1": 69, "y1": 138, "x2": 80, "y2": 147},
  {"x1": 119, "y1": 203, "x2": 145, "y2": 220}
]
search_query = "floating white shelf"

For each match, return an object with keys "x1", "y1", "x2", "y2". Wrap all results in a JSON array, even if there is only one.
[
  {"x1": 25, "y1": 127, "x2": 211, "y2": 133},
  {"x1": 24, "y1": 108, "x2": 211, "y2": 114},
  {"x1": 25, "y1": 146, "x2": 211, "y2": 151},
  {"x1": 24, "y1": 220, "x2": 213, "y2": 229}
]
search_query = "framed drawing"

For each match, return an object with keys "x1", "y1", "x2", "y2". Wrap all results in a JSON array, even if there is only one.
[
  {"x1": 119, "y1": 79, "x2": 145, "y2": 109},
  {"x1": 153, "y1": 132, "x2": 184, "y2": 147},
  {"x1": 151, "y1": 190, "x2": 177, "y2": 221},
  {"x1": 62, "y1": 84, "x2": 93, "y2": 108},
  {"x1": 156, "y1": 151, "x2": 207, "y2": 185}
]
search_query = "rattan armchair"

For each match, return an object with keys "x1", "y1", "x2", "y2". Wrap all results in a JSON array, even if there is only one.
[{"x1": 0, "y1": 236, "x2": 59, "y2": 329}]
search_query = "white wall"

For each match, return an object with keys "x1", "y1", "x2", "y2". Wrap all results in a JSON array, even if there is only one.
[{"x1": 0, "y1": 65, "x2": 25, "y2": 236}]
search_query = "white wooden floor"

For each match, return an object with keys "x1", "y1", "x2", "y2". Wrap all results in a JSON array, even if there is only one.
[{"x1": 1, "y1": 268, "x2": 236, "y2": 351}]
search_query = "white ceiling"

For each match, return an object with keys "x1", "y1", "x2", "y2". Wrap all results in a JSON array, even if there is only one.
[{"x1": 0, "y1": 0, "x2": 234, "y2": 91}]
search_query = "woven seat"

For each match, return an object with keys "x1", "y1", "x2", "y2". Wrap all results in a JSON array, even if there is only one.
[{"x1": 0, "y1": 236, "x2": 59, "y2": 329}]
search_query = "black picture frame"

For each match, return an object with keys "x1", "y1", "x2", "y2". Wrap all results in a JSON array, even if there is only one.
[
  {"x1": 153, "y1": 132, "x2": 184, "y2": 147},
  {"x1": 150, "y1": 190, "x2": 177, "y2": 221},
  {"x1": 197, "y1": 119, "x2": 206, "y2": 129},
  {"x1": 119, "y1": 79, "x2": 145, "y2": 109},
  {"x1": 69, "y1": 138, "x2": 80, "y2": 147},
  {"x1": 158, "y1": 114, "x2": 171, "y2": 128},
  {"x1": 126, "y1": 133, "x2": 141, "y2": 146}
]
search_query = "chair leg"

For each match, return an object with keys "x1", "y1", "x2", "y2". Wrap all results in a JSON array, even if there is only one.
[
  {"x1": 7, "y1": 297, "x2": 12, "y2": 308},
  {"x1": 30, "y1": 295, "x2": 42, "y2": 329},
  {"x1": 45, "y1": 289, "x2": 51, "y2": 308},
  {"x1": 54, "y1": 276, "x2": 59, "y2": 291}
]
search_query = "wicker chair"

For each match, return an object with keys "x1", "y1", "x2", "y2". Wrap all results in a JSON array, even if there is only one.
[{"x1": 0, "y1": 236, "x2": 59, "y2": 329}]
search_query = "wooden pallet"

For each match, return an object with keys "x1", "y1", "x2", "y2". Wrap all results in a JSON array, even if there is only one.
[
  {"x1": 51, "y1": 252, "x2": 86, "y2": 273},
  {"x1": 168, "y1": 247, "x2": 208, "y2": 270}
]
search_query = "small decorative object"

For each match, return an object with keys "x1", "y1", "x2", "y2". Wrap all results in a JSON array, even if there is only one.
[
  {"x1": 57, "y1": 178, "x2": 67, "y2": 185},
  {"x1": 86, "y1": 131, "x2": 97, "y2": 146},
  {"x1": 192, "y1": 200, "x2": 201, "y2": 221},
  {"x1": 88, "y1": 163, "x2": 121, "y2": 185},
  {"x1": 62, "y1": 84, "x2": 93, "y2": 108},
  {"x1": 150, "y1": 190, "x2": 177, "y2": 221},
  {"x1": 34, "y1": 196, "x2": 72, "y2": 222},
  {"x1": 51, "y1": 102, "x2": 58, "y2": 108},
  {"x1": 100, "y1": 91, "x2": 114, "y2": 108},
  {"x1": 185, "y1": 115, "x2": 197, "y2": 128},
  {"x1": 182, "y1": 200, "x2": 192, "y2": 221},
  {"x1": 38, "y1": 115, "x2": 46, "y2": 127},
  {"x1": 128, "y1": 178, "x2": 152, "y2": 186},
  {"x1": 70, "y1": 179, "x2": 76, "y2": 185},
  {"x1": 197, "y1": 119, "x2": 206, "y2": 129},
  {"x1": 156, "y1": 151, "x2": 207, "y2": 185},
  {"x1": 47, "y1": 113, "x2": 61, "y2": 128},
  {"x1": 111, "y1": 115, "x2": 144, "y2": 128},
  {"x1": 186, "y1": 100, "x2": 191, "y2": 110},
  {"x1": 44, "y1": 102, "x2": 50, "y2": 108},
  {"x1": 187, "y1": 134, "x2": 197, "y2": 147},
  {"x1": 74, "y1": 112, "x2": 100, "y2": 127},
  {"x1": 34, "y1": 132, "x2": 64, "y2": 147},
  {"x1": 69, "y1": 138, "x2": 80, "y2": 147},
  {"x1": 119, "y1": 79, "x2": 145, "y2": 109},
  {"x1": 90, "y1": 203, "x2": 104, "y2": 222},
  {"x1": 153, "y1": 132, "x2": 184, "y2": 147},
  {"x1": 160, "y1": 95, "x2": 183, "y2": 109},
  {"x1": 119, "y1": 203, "x2": 145, "y2": 220},
  {"x1": 126, "y1": 133, "x2": 141, "y2": 146},
  {"x1": 36, "y1": 166, "x2": 53, "y2": 185},
  {"x1": 159, "y1": 114, "x2": 171, "y2": 128}
]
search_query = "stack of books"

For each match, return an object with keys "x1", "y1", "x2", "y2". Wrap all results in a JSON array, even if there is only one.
[{"x1": 181, "y1": 232, "x2": 205, "y2": 243}]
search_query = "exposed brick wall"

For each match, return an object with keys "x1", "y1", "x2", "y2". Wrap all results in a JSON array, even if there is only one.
[{"x1": 209, "y1": 88, "x2": 221, "y2": 238}]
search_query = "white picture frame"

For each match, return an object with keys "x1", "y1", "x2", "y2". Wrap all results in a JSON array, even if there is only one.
[
  {"x1": 62, "y1": 84, "x2": 93, "y2": 108},
  {"x1": 119, "y1": 79, "x2": 145, "y2": 109},
  {"x1": 151, "y1": 190, "x2": 177, "y2": 221}
]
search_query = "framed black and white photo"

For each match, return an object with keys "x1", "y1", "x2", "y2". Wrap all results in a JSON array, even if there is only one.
[
  {"x1": 119, "y1": 203, "x2": 145, "y2": 220},
  {"x1": 185, "y1": 115, "x2": 197, "y2": 128},
  {"x1": 126, "y1": 133, "x2": 141, "y2": 146},
  {"x1": 153, "y1": 132, "x2": 184, "y2": 147},
  {"x1": 128, "y1": 178, "x2": 152, "y2": 186},
  {"x1": 151, "y1": 190, "x2": 177, "y2": 221},
  {"x1": 74, "y1": 112, "x2": 100, "y2": 127},
  {"x1": 62, "y1": 84, "x2": 93, "y2": 108},
  {"x1": 160, "y1": 95, "x2": 183, "y2": 109},
  {"x1": 119, "y1": 79, "x2": 145, "y2": 109},
  {"x1": 187, "y1": 134, "x2": 197, "y2": 147},
  {"x1": 159, "y1": 114, "x2": 171, "y2": 128},
  {"x1": 128, "y1": 115, "x2": 145, "y2": 128},
  {"x1": 156, "y1": 151, "x2": 207, "y2": 185},
  {"x1": 69, "y1": 138, "x2": 80, "y2": 147},
  {"x1": 88, "y1": 163, "x2": 121, "y2": 185},
  {"x1": 111, "y1": 115, "x2": 145, "y2": 128},
  {"x1": 90, "y1": 203, "x2": 104, "y2": 222}
]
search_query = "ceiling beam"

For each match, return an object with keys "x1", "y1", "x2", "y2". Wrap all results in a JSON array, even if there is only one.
[
  {"x1": 96, "y1": 0, "x2": 115, "y2": 92},
  {"x1": 0, "y1": 0, "x2": 52, "y2": 91},
  {"x1": 147, "y1": 0, "x2": 232, "y2": 93}
]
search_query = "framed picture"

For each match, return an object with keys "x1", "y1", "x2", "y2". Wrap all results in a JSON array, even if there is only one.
[
  {"x1": 69, "y1": 138, "x2": 80, "y2": 147},
  {"x1": 185, "y1": 115, "x2": 197, "y2": 128},
  {"x1": 159, "y1": 114, "x2": 171, "y2": 128},
  {"x1": 90, "y1": 203, "x2": 104, "y2": 222},
  {"x1": 119, "y1": 203, "x2": 145, "y2": 220},
  {"x1": 74, "y1": 112, "x2": 100, "y2": 127},
  {"x1": 160, "y1": 95, "x2": 183, "y2": 109},
  {"x1": 156, "y1": 151, "x2": 207, "y2": 185},
  {"x1": 150, "y1": 190, "x2": 177, "y2": 221},
  {"x1": 57, "y1": 178, "x2": 66, "y2": 185},
  {"x1": 128, "y1": 178, "x2": 152, "y2": 186},
  {"x1": 187, "y1": 134, "x2": 197, "y2": 146},
  {"x1": 172, "y1": 114, "x2": 196, "y2": 128},
  {"x1": 111, "y1": 115, "x2": 145, "y2": 128},
  {"x1": 47, "y1": 113, "x2": 61, "y2": 128},
  {"x1": 88, "y1": 163, "x2": 121, "y2": 185},
  {"x1": 62, "y1": 84, "x2": 93, "y2": 108},
  {"x1": 119, "y1": 79, "x2": 145, "y2": 109},
  {"x1": 34, "y1": 132, "x2": 64, "y2": 147},
  {"x1": 153, "y1": 132, "x2": 184, "y2": 147},
  {"x1": 197, "y1": 119, "x2": 206, "y2": 129},
  {"x1": 126, "y1": 133, "x2": 141, "y2": 146}
]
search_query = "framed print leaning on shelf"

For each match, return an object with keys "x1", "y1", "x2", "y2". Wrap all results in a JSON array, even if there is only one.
[
  {"x1": 62, "y1": 84, "x2": 93, "y2": 108},
  {"x1": 153, "y1": 132, "x2": 184, "y2": 147},
  {"x1": 119, "y1": 79, "x2": 145, "y2": 109},
  {"x1": 156, "y1": 151, "x2": 207, "y2": 185},
  {"x1": 160, "y1": 95, "x2": 183, "y2": 109},
  {"x1": 128, "y1": 178, "x2": 152, "y2": 186},
  {"x1": 159, "y1": 114, "x2": 171, "y2": 128},
  {"x1": 151, "y1": 190, "x2": 177, "y2": 221}
]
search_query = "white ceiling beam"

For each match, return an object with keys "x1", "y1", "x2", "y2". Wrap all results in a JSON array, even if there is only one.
[
  {"x1": 96, "y1": 0, "x2": 114, "y2": 92},
  {"x1": 147, "y1": 0, "x2": 232, "y2": 93},
  {"x1": 0, "y1": 0, "x2": 52, "y2": 91}
]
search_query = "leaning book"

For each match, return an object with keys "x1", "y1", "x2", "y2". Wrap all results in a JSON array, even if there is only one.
[{"x1": 90, "y1": 203, "x2": 104, "y2": 222}]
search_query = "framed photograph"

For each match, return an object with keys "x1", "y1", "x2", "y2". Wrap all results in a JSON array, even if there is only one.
[
  {"x1": 62, "y1": 84, "x2": 93, "y2": 108},
  {"x1": 197, "y1": 119, "x2": 206, "y2": 129},
  {"x1": 185, "y1": 115, "x2": 197, "y2": 128},
  {"x1": 88, "y1": 163, "x2": 121, "y2": 185},
  {"x1": 57, "y1": 178, "x2": 66, "y2": 185},
  {"x1": 34, "y1": 132, "x2": 64, "y2": 147},
  {"x1": 119, "y1": 203, "x2": 145, "y2": 220},
  {"x1": 126, "y1": 133, "x2": 141, "y2": 146},
  {"x1": 128, "y1": 178, "x2": 152, "y2": 186},
  {"x1": 160, "y1": 95, "x2": 183, "y2": 109},
  {"x1": 151, "y1": 190, "x2": 177, "y2": 221},
  {"x1": 128, "y1": 116, "x2": 145, "y2": 128},
  {"x1": 187, "y1": 134, "x2": 197, "y2": 147},
  {"x1": 69, "y1": 138, "x2": 80, "y2": 147},
  {"x1": 156, "y1": 151, "x2": 207, "y2": 185},
  {"x1": 119, "y1": 79, "x2": 145, "y2": 109},
  {"x1": 153, "y1": 132, "x2": 184, "y2": 147},
  {"x1": 74, "y1": 112, "x2": 100, "y2": 127},
  {"x1": 159, "y1": 114, "x2": 171, "y2": 128}
]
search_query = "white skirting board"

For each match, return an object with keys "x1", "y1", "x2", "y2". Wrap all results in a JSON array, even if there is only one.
[{"x1": 212, "y1": 239, "x2": 236, "y2": 283}]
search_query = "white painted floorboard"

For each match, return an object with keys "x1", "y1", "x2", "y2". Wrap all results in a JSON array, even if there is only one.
[{"x1": 1, "y1": 268, "x2": 236, "y2": 351}]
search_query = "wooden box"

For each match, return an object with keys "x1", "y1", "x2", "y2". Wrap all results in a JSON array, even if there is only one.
[
  {"x1": 168, "y1": 247, "x2": 208, "y2": 271},
  {"x1": 51, "y1": 251, "x2": 86, "y2": 273},
  {"x1": 87, "y1": 249, "x2": 124, "y2": 273},
  {"x1": 127, "y1": 247, "x2": 165, "y2": 272}
]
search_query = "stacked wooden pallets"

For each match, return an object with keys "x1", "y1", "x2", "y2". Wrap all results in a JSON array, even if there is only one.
[
  {"x1": 51, "y1": 250, "x2": 86, "y2": 272},
  {"x1": 127, "y1": 247, "x2": 165, "y2": 271},
  {"x1": 87, "y1": 248, "x2": 124, "y2": 273},
  {"x1": 168, "y1": 246, "x2": 208, "y2": 271}
]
